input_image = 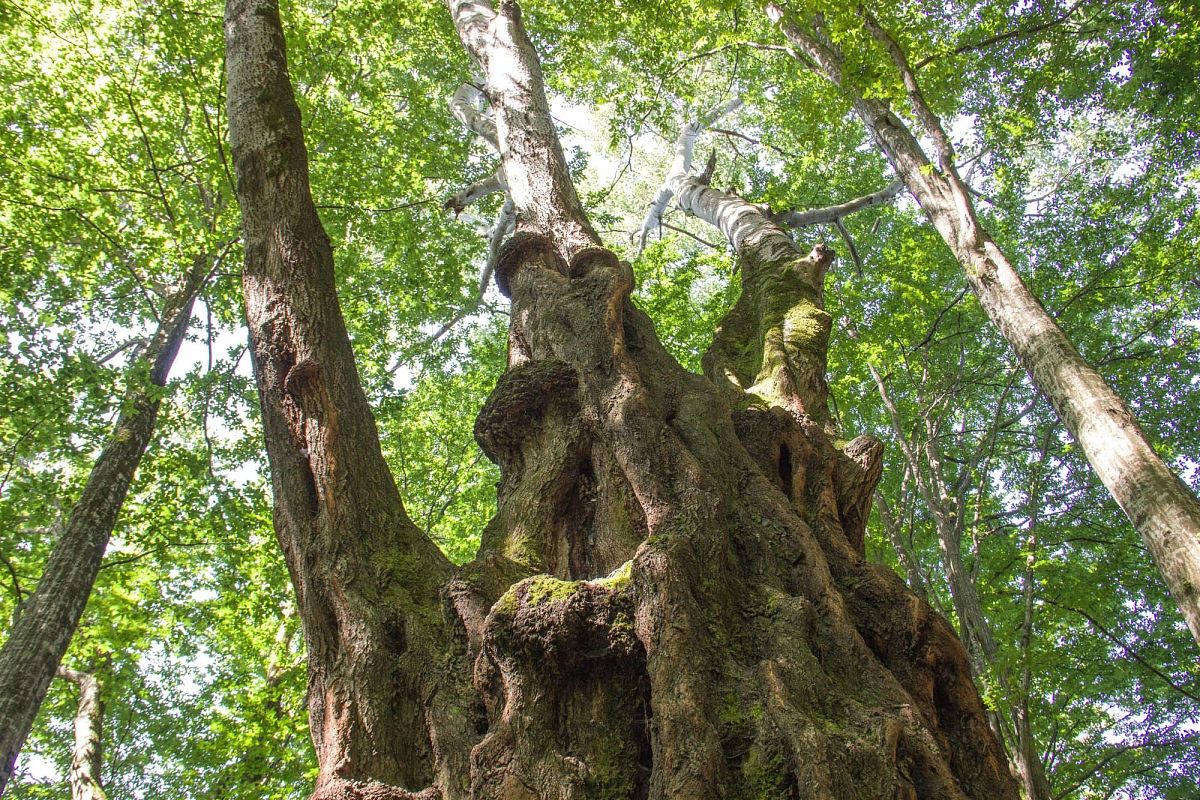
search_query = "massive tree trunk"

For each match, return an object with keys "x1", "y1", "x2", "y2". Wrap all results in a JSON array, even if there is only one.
[
  {"x1": 226, "y1": 0, "x2": 1018, "y2": 796},
  {"x1": 0, "y1": 263, "x2": 204, "y2": 796},
  {"x1": 766, "y1": 0, "x2": 1200, "y2": 648}
]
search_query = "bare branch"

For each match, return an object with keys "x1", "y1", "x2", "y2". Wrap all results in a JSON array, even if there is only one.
[
  {"x1": 913, "y1": 0, "x2": 1088, "y2": 71},
  {"x1": 660, "y1": 221, "x2": 722, "y2": 251},
  {"x1": 484, "y1": 196, "x2": 515, "y2": 293},
  {"x1": 858, "y1": 8, "x2": 955, "y2": 170},
  {"x1": 772, "y1": 179, "x2": 904, "y2": 228},
  {"x1": 1042, "y1": 597, "x2": 1200, "y2": 704},
  {"x1": 832, "y1": 218, "x2": 862, "y2": 277},
  {"x1": 443, "y1": 169, "x2": 507, "y2": 216}
]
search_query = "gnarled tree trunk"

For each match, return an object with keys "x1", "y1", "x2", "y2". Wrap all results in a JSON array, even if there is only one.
[{"x1": 225, "y1": 0, "x2": 1019, "y2": 797}]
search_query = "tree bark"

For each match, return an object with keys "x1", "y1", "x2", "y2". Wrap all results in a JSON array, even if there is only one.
[
  {"x1": 0, "y1": 263, "x2": 203, "y2": 796},
  {"x1": 56, "y1": 666, "x2": 106, "y2": 800},
  {"x1": 225, "y1": 0, "x2": 1021, "y2": 796},
  {"x1": 767, "y1": 0, "x2": 1200, "y2": 648},
  {"x1": 447, "y1": 2, "x2": 1015, "y2": 798},
  {"x1": 224, "y1": 1, "x2": 469, "y2": 796}
]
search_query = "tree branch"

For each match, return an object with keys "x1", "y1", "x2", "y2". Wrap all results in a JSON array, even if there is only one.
[
  {"x1": 1041, "y1": 597, "x2": 1200, "y2": 703},
  {"x1": 638, "y1": 96, "x2": 743, "y2": 253},
  {"x1": 443, "y1": 169, "x2": 507, "y2": 216},
  {"x1": 858, "y1": 7, "x2": 955, "y2": 170},
  {"x1": 913, "y1": 0, "x2": 1089, "y2": 71},
  {"x1": 772, "y1": 179, "x2": 904, "y2": 228}
]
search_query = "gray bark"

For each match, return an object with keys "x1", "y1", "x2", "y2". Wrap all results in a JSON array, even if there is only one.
[
  {"x1": 56, "y1": 666, "x2": 106, "y2": 800},
  {"x1": 0, "y1": 263, "x2": 203, "y2": 796},
  {"x1": 771, "y1": 179, "x2": 904, "y2": 229}
]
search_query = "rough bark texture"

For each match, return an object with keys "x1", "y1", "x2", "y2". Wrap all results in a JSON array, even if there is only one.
[
  {"x1": 768, "y1": 0, "x2": 1200, "y2": 648},
  {"x1": 56, "y1": 667, "x2": 107, "y2": 800},
  {"x1": 0, "y1": 263, "x2": 202, "y2": 796},
  {"x1": 226, "y1": 0, "x2": 1021, "y2": 797},
  {"x1": 447, "y1": 2, "x2": 1013, "y2": 798},
  {"x1": 225, "y1": 2, "x2": 471, "y2": 796}
]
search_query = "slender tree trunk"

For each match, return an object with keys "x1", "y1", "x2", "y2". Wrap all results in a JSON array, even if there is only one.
[
  {"x1": 56, "y1": 666, "x2": 106, "y2": 800},
  {"x1": 766, "y1": 0, "x2": 1200, "y2": 647},
  {"x1": 874, "y1": 491, "x2": 928, "y2": 599},
  {"x1": 866, "y1": 359, "x2": 1061, "y2": 793},
  {"x1": 0, "y1": 264, "x2": 203, "y2": 796},
  {"x1": 1014, "y1": 435, "x2": 1054, "y2": 800},
  {"x1": 866, "y1": 363, "x2": 993, "y2": 668}
]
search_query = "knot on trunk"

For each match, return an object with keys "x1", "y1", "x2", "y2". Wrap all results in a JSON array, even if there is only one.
[
  {"x1": 484, "y1": 574, "x2": 640, "y2": 672},
  {"x1": 494, "y1": 231, "x2": 567, "y2": 297},
  {"x1": 474, "y1": 360, "x2": 580, "y2": 464},
  {"x1": 567, "y1": 246, "x2": 619, "y2": 280},
  {"x1": 284, "y1": 357, "x2": 322, "y2": 398}
]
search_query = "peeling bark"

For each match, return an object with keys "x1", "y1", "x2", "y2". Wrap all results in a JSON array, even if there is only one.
[{"x1": 0, "y1": 259, "x2": 204, "y2": 795}]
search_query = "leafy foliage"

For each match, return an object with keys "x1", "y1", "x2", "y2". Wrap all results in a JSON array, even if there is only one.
[{"x1": 1, "y1": 0, "x2": 1198, "y2": 797}]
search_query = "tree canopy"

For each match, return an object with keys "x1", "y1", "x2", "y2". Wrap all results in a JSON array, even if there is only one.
[{"x1": 1, "y1": 0, "x2": 1197, "y2": 797}]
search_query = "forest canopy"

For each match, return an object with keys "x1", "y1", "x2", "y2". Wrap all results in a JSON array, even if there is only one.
[{"x1": 0, "y1": 0, "x2": 1198, "y2": 798}]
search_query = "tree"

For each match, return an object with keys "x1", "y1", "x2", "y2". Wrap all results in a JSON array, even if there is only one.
[
  {"x1": 54, "y1": 665, "x2": 106, "y2": 800},
  {"x1": 225, "y1": 0, "x2": 1016, "y2": 796},
  {"x1": 4, "y1": 0, "x2": 1198, "y2": 797},
  {"x1": 0, "y1": 262, "x2": 206, "y2": 794},
  {"x1": 764, "y1": 0, "x2": 1200, "y2": 646}
]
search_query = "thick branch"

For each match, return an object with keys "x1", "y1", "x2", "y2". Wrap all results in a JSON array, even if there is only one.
[
  {"x1": 638, "y1": 96, "x2": 743, "y2": 253},
  {"x1": 450, "y1": 82, "x2": 499, "y2": 150},
  {"x1": 859, "y1": 8, "x2": 956, "y2": 170},
  {"x1": 443, "y1": 168, "x2": 507, "y2": 216},
  {"x1": 449, "y1": 0, "x2": 599, "y2": 262}
]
